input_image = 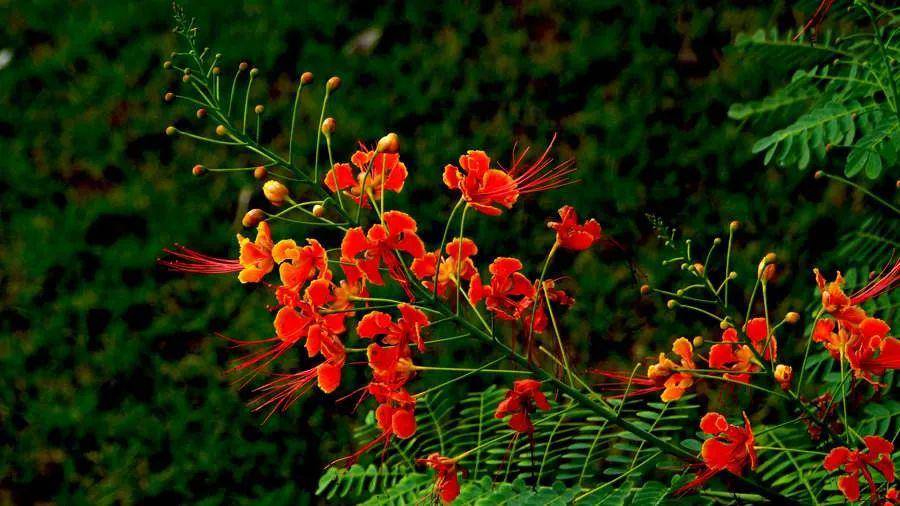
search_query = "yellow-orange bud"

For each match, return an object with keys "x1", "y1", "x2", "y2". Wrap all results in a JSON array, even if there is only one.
[
  {"x1": 253, "y1": 166, "x2": 268, "y2": 180},
  {"x1": 263, "y1": 180, "x2": 289, "y2": 204},
  {"x1": 774, "y1": 364, "x2": 793, "y2": 391},
  {"x1": 692, "y1": 336, "x2": 704, "y2": 348},
  {"x1": 300, "y1": 71, "x2": 313, "y2": 84},
  {"x1": 239, "y1": 62, "x2": 249, "y2": 71},
  {"x1": 192, "y1": 164, "x2": 206, "y2": 176},
  {"x1": 164, "y1": 92, "x2": 175, "y2": 102},
  {"x1": 212, "y1": 66, "x2": 221, "y2": 75},
  {"x1": 196, "y1": 108, "x2": 207, "y2": 119},
  {"x1": 758, "y1": 252, "x2": 777, "y2": 282},
  {"x1": 326, "y1": 76, "x2": 341, "y2": 91},
  {"x1": 814, "y1": 170, "x2": 825, "y2": 180},
  {"x1": 215, "y1": 125, "x2": 227, "y2": 136},
  {"x1": 729, "y1": 220, "x2": 740, "y2": 231},
  {"x1": 666, "y1": 300, "x2": 678, "y2": 310},
  {"x1": 784, "y1": 312, "x2": 800, "y2": 324},
  {"x1": 249, "y1": 67, "x2": 259, "y2": 77},
  {"x1": 165, "y1": 126, "x2": 176, "y2": 136},
  {"x1": 181, "y1": 74, "x2": 191, "y2": 83},
  {"x1": 322, "y1": 117, "x2": 336, "y2": 135},
  {"x1": 312, "y1": 204, "x2": 325, "y2": 217},
  {"x1": 242, "y1": 209, "x2": 266, "y2": 228},
  {"x1": 376, "y1": 132, "x2": 399, "y2": 153},
  {"x1": 254, "y1": 104, "x2": 264, "y2": 114},
  {"x1": 692, "y1": 262, "x2": 704, "y2": 275},
  {"x1": 640, "y1": 284, "x2": 650, "y2": 295},
  {"x1": 163, "y1": 60, "x2": 173, "y2": 69}
]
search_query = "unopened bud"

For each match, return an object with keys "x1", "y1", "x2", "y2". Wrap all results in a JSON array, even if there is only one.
[
  {"x1": 254, "y1": 104, "x2": 264, "y2": 114},
  {"x1": 263, "y1": 180, "x2": 289, "y2": 204},
  {"x1": 242, "y1": 209, "x2": 266, "y2": 228},
  {"x1": 729, "y1": 271, "x2": 738, "y2": 280},
  {"x1": 253, "y1": 166, "x2": 267, "y2": 180},
  {"x1": 729, "y1": 220, "x2": 740, "y2": 231},
  {"x1": 239, "y1": 62, "x2": 248, "y2": 71},
  {"x1": 163, "y1": 60, "x2": 173, "y2": 69},
  {"x1": 666, "y1": 299, "x2": 678, "y2": 310},
  {"x1": 183, "y1": 68, "x2": 191, "y2": 76},
  {"x1": 165, "y1": 126, "x2": 177, "y2": 136},
  {"x1": 181, "y1": 74, "x2": 191, "y2": 83},
  {"x1": 713, "y1": 237, "x2": 722, "y2": 245},
  {"x1": 312, "y1": 204, "x2": 325, "y2": 217},
  {"x1": 212, "y1": 66, "x2": 221, "y2": 75},
  {"x1": 758, "y1": 253, "x2": 777, "y2": 281},
  {"x1": 322, "y1": 117, "x2": 336, "y2": 135},
  {"x1": 376, "y1": 132, "x2": 399, "y2": 153},
  {"x1": 192, "y1": 164, "x2": 206, "y2": 176},
  {"x1": 249, "y1": 67, "x2": 259, "y2": 77},
  {"x1": 785, "y1": 312, "x2": 800, "y2": 324},
  {"x1": 814, "y1": 170, "x2": 824, "y2": 180},
  {"x1": 719, "y1": 320, "x2": 731, "y2": 330},
  {"x1": 300, "y1": 71, "x2": 313, "y2": 84},
  {"x1": 693, "y1": 263, "x2": 704, "y2": 275},
  {"x1": 196, "y1": 108, "x2": 207, "y2": 119},
  {"x1": 692, "y1": 336, "x2": 704, "y2": 348},
  {"x1": 215, "y1": 125, "x2": 227, "y2": 136},
  {"x1": 774, "y1": 364, "x2": 793, "y2": 391},
  {"x1": 640, "y1": 284, "x2": 650, "y2": 295},
  {"x1": 164, "y1": 92, "x2": 175, "y2": 102},
  {"x1": 326, "y1": 76, "x2": 341, "y2": 91}
]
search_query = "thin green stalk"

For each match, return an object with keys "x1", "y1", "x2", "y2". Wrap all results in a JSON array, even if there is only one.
[
  {"x1": 818, "y1": 171, "x2": 900, "y2": 215},
  {"x1": 288, "y1": 78, "x2": 306, "y2": 165}
]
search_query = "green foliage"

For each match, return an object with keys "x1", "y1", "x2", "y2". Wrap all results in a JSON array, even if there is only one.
[{"x1": 729, "y1": 7, "x2": 900, "y2": 179}]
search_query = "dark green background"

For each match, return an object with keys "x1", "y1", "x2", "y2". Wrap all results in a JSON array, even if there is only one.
[{"x1": 0, "y1": 1, "x2": 884, "y2": 503}]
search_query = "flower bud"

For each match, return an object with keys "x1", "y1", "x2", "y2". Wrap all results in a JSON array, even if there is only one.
[
  {"x1": 183, "y1": 68, "x2": 191, "y2": 76},
  {"x1": 729, "y1": 271, "x2": 738, "y2": 280},
  {"x1": 757, "y1": 252, "x2": 776, "y2": 282},
  {"x1": 249, "y1": 67, "x2": 259, "y2": 77},
  {"x1": 164, "y1": 92, "x2": 175, "y2": 102},
  {"x1": 640, "y1": 284, "x2": 650, "y2": 295},
  {"x1": 719, "y1": 320, "x2": 731, "y2": 330},
  {"x1": 165, "y1": 126, "x2": 177, "y2": 136},
  {"x1": 692, "y1": 263, "x2": 704, "y2": 275},
  {"x1": 254, "y1": 104, "x2": 264, "y2": 114},
  {"x1": 196, "y1": 108, "x2": 207, "y2": 119},
  {"x1": 713, "y1": 237, "x2": 722, "y2": 245},
  {"x1": 253, "y1": 166, "x2": 268, "y2": 180},
  {"x1": 263, "y1": 180, "x2": 289, "y2": 204},
  {"x1": 666, "y1": 299, "x2": 678, "y2": 310},
  {"x1": 774, "y1": 364, "x2": 793, "y2": 391},
  {"x1": 239, "y1": 62, "x2": 248, "y2": 71},
  {"x1": 377, "y1": 132, "x2": 400, "y2": 153},
  {"x1": 181, "y1": 74, "x2": 191, "y2": 83},
  {"x1": 300, "y1": 71, "x2": 313, "y2": 84},
  {"x1": 729, "y1": 220, "x2": 740, "y2": 231},
  {"x1": 192, "y1": 164, "x2": 206, "y2": 176},
  {"x1": 692, "y1": 336, "x2": 704, "y2": 348},
  {"x1": 163, "y1": 60, "x2": 173, "y2": 69},
  {"x1": 784, "y1": 312, "x2": 800, "y2": 324},
  {"x1": 326, "y1": 76, "x2": 341, "y2": 91},
  {"x1": 215, "y1": 125, "x2": 227, "y2": 136},
  {"x1": 814, "y1": 170, "x2": 824, "y2": 180},
  {"x1": 212, "y1": 66, "x2": 221, "y2": 75},
  {"x1": 312, "y1": 204, "x2": 325, "y2": 217},
  {"x1": 322, "y1": 117, "x2": 336, "y2": 135},
  {"x1": 242, "y1": 209, "x2": 266, "y2": 228}
]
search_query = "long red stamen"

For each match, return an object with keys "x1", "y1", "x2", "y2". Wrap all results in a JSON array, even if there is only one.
[
  {"x1": 481, "y1": 134, "x2": 577, "y2": 198},
  {"x1": 251, "y1": 368, "x2": 319, "y2": 421},
  {"x1": 158, "y1": 244, "x2": 241, "y2": 274},
  {"x1": 850, "y1": 258, "x2": 900, "y2": 305},
  {"x1": 591, "y1": 370, "x2": 662, "y2": 398}
]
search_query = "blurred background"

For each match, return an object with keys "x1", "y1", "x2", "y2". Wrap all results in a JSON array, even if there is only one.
[{"x1": 2, "y1": 0, "x2": 892, "y2": 504}]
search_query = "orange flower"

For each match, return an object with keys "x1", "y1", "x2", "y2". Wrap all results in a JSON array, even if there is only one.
[
  {"x1": 745, "y1": 317, "x2": 777, "y2": 361},
  {"x1": 845, "y1": 318, "x2": 900, "y2": 385},
  {"x1": 494, "y1": 379, "x2": 550, "y2": 433},
  {"x1": 324, "y1": 147, "x2": 408, "y2": 208},
  {"x1": 824, "y1": 436, "x2": 895, "y2": 503},
  {"x1": 357, "y1": 304, "x2": 430, "y2": 354},
  {"x1": 593, "y1": 337, "x2": 696, "y2": 401},
  {"x1": 159, "y1": 221, "x2": 275, "y2": 283},
  {"x1": 708, "y1": 327, "x2": 758, "y2": 384},
  {"x1": 419, "y1": 453, "x2": 461, "y2": 504},
  {"x1": 469, "y1": 257, "x2": 536, "y2": 320},
  {"x1": 341, "y1": 211, "x2": 425, "y2": 297},
  {"x1": 547, "y1": 205, "x2": 602, "y2": 251},
  {"x1": 773, "y1": 364, "x2": 793, "y2": 391},
  {"x1": 271, "y1": 237, "x2": 328, "y2": 293},
  {"x1": 332, "y1": 384, "x2": 417, "y2": 468},
  {"x1": 442, "y1": 135, "x2": 574, "y2": 216},
  {"x1": 814, "y1": 269, "x2": 867, "y2": 326},
  {"x1": 410, "y1": 238, "x2": 478, "y2": 298},
  {"x1": 678, "y1": 411, "x2": 757, "y2": 494}
]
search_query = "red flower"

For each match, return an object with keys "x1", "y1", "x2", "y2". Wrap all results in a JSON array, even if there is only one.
[
  {"x1": 494, "y1": 379, "x2": 550, "y2": 433},
  {"x1": 419, "y1": 453, "x2": 461, "y2": 503},
  {"x1": 593, "y1": 337, "x2": 696, "y2": 401},
  {"x1": 332, "y1": 384, "x2": 417, "y2": 467},
  {"x1": 824, "y1": 436, "x2": 895, "y2": 503},
  {"x1": 814, "y1": 269, "x2": 868, "y2": 327},
  {"x1": 524, "y1": 279, "x2": 574, "y2": 335},
  {"x1": 324, "y1": 146, "x2": 408, "y2": 208},
  {"x1": 159, "y1": 221, "x2": 275, "y2": 283},
  {"x1": 469, "y1": 257, "x2": 536, "y2": 320},
  {"x1": 357, "y1": 304, "x2": 430, "y2": 354},
  {"x1": 341, "y1": 211, "x2": 426, "y2": 296},
  {"x1": 271, "y1": 237, "x2": 328, "y2": 294},
  {"x1": 845, "y1": 318, "x2": 900, "y2": 385},
  {"x1": 442, "y1": 135, "x2": 575, "y2": 216},
  {"x1": 745, "y1": 317, "x2": 777, "y2": 361},
  {"x1": 709, "y1": 327, "x2": 759, "y2": 384},
  {"x1": 678, "y1": 411, "x2": 757, "y2": 494},
  {"x1": 410, "y1": 238, "x2": 478, "y2": 298},
  {"x1": 547, "y1": 205, "x2": 602, "y2": 251}
]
